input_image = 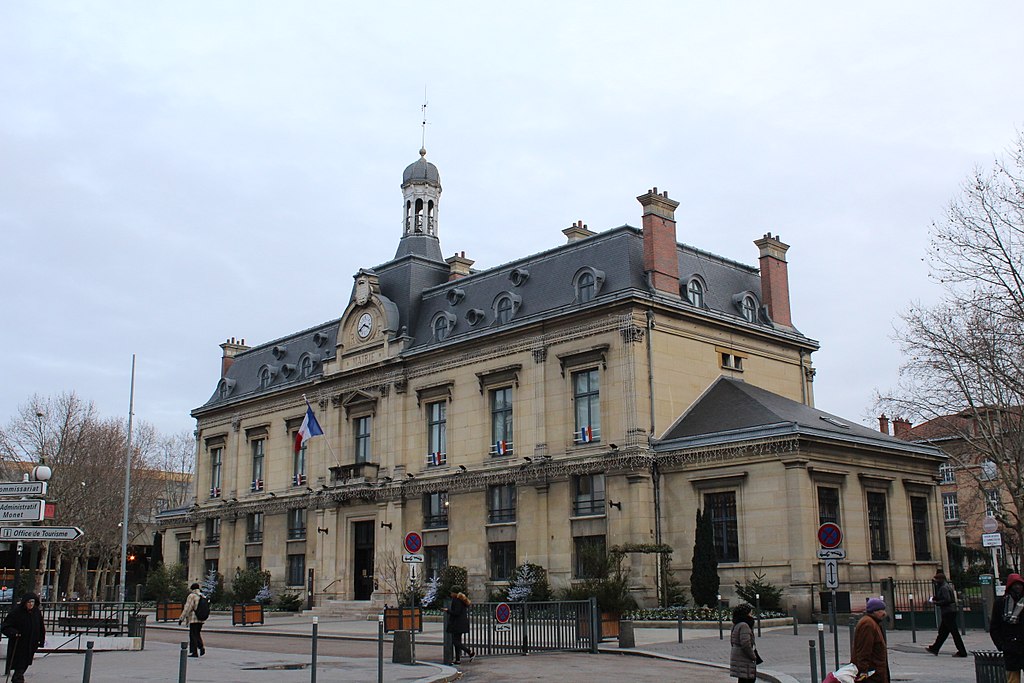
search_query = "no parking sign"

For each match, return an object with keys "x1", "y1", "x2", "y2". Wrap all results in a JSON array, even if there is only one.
[{"x1": 494, "y1": 602, "x2": 512, "y2": 631}]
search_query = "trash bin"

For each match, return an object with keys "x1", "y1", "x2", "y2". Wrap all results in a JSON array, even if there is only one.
[
  {"x1": 127, "y1": 614, "x2": 148, "y2": 650},
  {"x1": 972, "y1": 650, "x2": 1004, "y2": 683}
]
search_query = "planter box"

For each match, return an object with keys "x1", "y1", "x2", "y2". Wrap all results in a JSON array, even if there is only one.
[
  {"x1": 579, "y1": 611, "x2": 620, "y2": 640},
  {"x1": 232, "y1": 602, "x2": 264, "y2": 626},
  {"x1": 383, "y1": 606, "x2": 422, "y2": 633},
  {"x1": 155, "y1": 602, "x2": 184, "y2": 622},
  {"x1": 68, "y1": 602, "x2": 92, "y2": 617}
]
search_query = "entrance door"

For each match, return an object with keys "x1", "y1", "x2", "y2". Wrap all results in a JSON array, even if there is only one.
[{"x1": 353, "y1": 520, "x2": 375, "y2": 600}]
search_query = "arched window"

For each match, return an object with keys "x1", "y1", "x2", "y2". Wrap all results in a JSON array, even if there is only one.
[
  {"x1": 258, "y1": 367, "x2": 272, "y2": 389},
  {"x1": 687, "y1": 279, "x2": 705, "y2": 308},
  {"x1": 432, "y1": 312, "x2": 456, "y2": 341},
  {"x1": 578, "y1": 272, "x2": 596, "y2": 303},
  {"x1": 414, "y1": 198, "x2": 425, "y2": 233},
  {"x1": 496, "y1": 296, "x2": 514, "y2": 325},
  {"x1": 741, "y1": 295, "x2": 758, "y2": 323},
  {"x1": 300, "y1": 355, "x2": 316, "y2": 378}
]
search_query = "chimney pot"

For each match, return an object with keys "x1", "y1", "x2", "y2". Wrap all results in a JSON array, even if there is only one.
[{"x1": 878, "y1": 414, "x2": 890, "y2": 435}]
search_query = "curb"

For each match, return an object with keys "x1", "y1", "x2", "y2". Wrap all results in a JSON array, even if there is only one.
[{"x1": 599, "y1": 645, "x2": 801, "y2": 683}]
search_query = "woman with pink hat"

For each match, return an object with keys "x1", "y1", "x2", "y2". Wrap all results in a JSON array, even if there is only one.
[{"x1": 852, "y1": 597, "x2": 889, "y2": 682}]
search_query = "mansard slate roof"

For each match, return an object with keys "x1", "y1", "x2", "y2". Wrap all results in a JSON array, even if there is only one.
[
  {"x1": 197, "y1": 222, "x2": 817, "y2": 413},
  {"x1": 658, "y1": 377, "x2": 943, "y2": 458},
  {"x1": 196, "y1": 319, "x2": 339, "y2": 410}
]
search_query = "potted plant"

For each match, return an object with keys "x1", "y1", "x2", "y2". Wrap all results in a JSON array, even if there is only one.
[
  {"x1": 230, "y1": 567, "x2": 270, "y2": 626},
  {"x1": 562, "y1": 548, "x2": 637, "y2": 640}
]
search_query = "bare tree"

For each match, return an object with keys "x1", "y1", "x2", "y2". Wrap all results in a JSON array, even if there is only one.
[{"x1": 880, "y1": 132, "x2": 1024, "y2": 554}]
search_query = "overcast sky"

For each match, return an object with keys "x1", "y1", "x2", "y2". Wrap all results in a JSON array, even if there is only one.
[{"x1": 2, "y1": 2, "x2": 1023, "y2": 440}]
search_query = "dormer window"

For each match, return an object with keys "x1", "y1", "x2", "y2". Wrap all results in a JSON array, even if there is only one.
[
  {"x1": 686, "y1": 278, "x2": 705, "y2": 308},
  {"x1": 509, "y1": 268, "x2": 530, "y2": 287},
  {"x1": 447, "y1": 288, "x2": 465, "y2": 306},
  {"x1": 493, "y1": 293, "x2": 521, "y2": 326},
  {"x1": 432, "y1": 312, "x2": 457, "y2": 341},
  {"x1": 299, "y1": 353, "x2": 319, "y2": 379},
  {"x1": 258, "y1": 366, "x2": 275, "y2": 389},
  {"x1": 466, "y1": 308, "x2": 485, "y2": 326},
  {"x1": 741, "y1": 295, "x2": 758, "y2": 323},
  {"x1": 573, "y1": 267, "x2": 605, "y2": 303},
  {"x1": 217, "y1": 378, "x2": 236, "y2": 399}
]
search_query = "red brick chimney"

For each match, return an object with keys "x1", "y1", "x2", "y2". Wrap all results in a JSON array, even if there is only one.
[
  {"x1": 753, "y1": 232, "x2": 792, "y2": 327},
  {"x1": 220, "y1": 337, "x2": 249, "y2": 378},
  {"x1": 892, "y1": 417, "x2": 912, "y2": 439},
  {"x1": 878, "y1": 414, "x2": 890, "y2": 435},
  {"x1": 637, "y1": 187, "x2": 680, "y2": 297},
  {"x1": 446, "y1": 251, "x2": 474, "y2": 281}
]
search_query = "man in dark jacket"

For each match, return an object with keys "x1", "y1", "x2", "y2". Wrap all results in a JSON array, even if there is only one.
[
  {"x1": 927, "y1": 569, "x2": 967, "y2": 656},
  {"x1": 991, "y1": 573, "x2": 1024, "y2": 683},
  {"x1": 2, "y1": 593, "x2": 46, "y2": 683}
]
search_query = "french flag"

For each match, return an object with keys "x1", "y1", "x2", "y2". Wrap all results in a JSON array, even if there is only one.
[
  {"x1": 295, "y1": 404, "x2": 324, "y2": 453},
  {"x1": 495, "y1": 440, "x2": 508, "y2": 455},
  {"x1": 579, "y1": 426, "x2": 593, "y2": 443}
]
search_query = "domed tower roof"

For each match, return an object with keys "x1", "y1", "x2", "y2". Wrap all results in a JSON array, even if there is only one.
[{"x1": 402, "y1": 148, "x2": 441, "y2": 187}]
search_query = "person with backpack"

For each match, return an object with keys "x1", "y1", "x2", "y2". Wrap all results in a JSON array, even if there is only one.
[{"x1": 179, "y1": 583, "x2": 209, "y2": 657}]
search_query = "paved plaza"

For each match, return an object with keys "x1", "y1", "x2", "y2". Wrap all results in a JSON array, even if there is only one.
[{"x1": 13, "y1": 611, "x2": 1002, "y2": 682}]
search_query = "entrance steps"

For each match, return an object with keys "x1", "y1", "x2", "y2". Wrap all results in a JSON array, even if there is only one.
[{"x1": 306, "y1": 599, "x2": 383, "y2": 620}]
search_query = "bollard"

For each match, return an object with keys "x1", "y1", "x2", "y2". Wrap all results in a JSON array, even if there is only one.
[
  {"x1": 792, "y1": 603, "x2": 799, "y2": 636},
  {"x1": 809, "y1": 639, "x2": 818, "y2": 683},
  {"x1": 718, "y1": 595, "x2": 723, "y2": 640},
  {"x1": 82, "y1": 640, "x2": 95, "y2": 683},
  {"x1": 178, "y1": 642, "x2": 188, "y2": 683},
  {"x1": 677, "y1": 606, "x2": 683, "y2": 643},
  {"x1": 311, "y1": 616, "x2": 318, "y2": 683},
  {"x1": 830, "y1": 589, "x2": 839, "y2": 671},
  {"x1": 443, "y1": 609, "x2": 453, "y2": 665},
  {"x1": 909, "y1": 594, "x2": 917, "y2": 644},
  {"x1": 958, "y1": 593, "x2": 967, "y2": 635},
  {"x1": 377, "y1": 614, "x2": 384, "y2": 683},
  {"x1": 756, "y1": 593, "x2": 762, "y2": 637},
  {"x1": 818, "y1": 623, "x2": 826, "y2": 679}
]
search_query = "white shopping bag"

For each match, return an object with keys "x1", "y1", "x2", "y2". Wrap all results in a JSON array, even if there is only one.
[{"x1": 824, "y1": 663, "x2": 859, "y2": 683}]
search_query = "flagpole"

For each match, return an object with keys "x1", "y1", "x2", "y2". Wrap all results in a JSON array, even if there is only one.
[
  {"x1": 118, "y1": 354, "x2": 136, "y2": 603},
  {"x1": 303, "y1": 394, "x2": 340, "y2": 466}
]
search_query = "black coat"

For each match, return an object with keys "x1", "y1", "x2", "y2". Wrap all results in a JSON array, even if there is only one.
[
  {"x1": 2, "y1": 600, "x2": 45, "y2": 673},
  {"x1": 446, "y1": 595, "x2": 471, "y2": 634},
  {"x1": 991, "y1": 595, "x2": 1024, "y2": 670}
]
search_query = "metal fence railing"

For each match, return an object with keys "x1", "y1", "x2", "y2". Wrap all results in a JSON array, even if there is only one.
[
  {"x1": 463, "y1": 600, "x2": 596, "y2": 656},
  {"x1": 0, "y1": 601, "x2": 142, "y2": 637}
]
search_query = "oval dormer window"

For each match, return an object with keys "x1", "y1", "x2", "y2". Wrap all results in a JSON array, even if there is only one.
[
  {"x1": 447, "y1": 288, "x2": 465, "y2": 306},
  {"x1": 509, "y1": 267, "x2": 530, "y2": 287}
]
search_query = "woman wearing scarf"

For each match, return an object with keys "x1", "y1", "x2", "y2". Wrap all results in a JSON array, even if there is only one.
[
  {"x1": 729, "y1": 603, "x2": 758, "y2": 683},
  {"x1": 991, "y1": 573, "x2": 1024, "y2": 683},
  {"x1": 1, "y1": 593, "x2": 46, "y2": 683}
]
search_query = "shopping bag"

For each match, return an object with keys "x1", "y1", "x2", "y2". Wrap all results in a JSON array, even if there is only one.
[{"x1": 824, "y1": 663, "x2": 859, "y2": 683}]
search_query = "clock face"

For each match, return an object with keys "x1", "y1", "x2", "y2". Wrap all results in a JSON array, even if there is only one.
[{"x1": 357, "y1": 312, "x2": 373, "y2": 339}]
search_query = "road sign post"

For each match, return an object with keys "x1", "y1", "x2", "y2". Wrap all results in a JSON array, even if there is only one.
[{"x1": 403, "y1": 532, "x2": 424, "y2": 564}]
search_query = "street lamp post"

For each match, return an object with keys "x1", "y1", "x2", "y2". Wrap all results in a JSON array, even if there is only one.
[{"x1": 118, "y1": 354, "x2": 136, "y2": 603}]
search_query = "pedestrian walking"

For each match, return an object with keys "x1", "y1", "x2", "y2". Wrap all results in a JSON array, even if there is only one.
[
  {"x1": 178, "y1": 582, "x2": 208, "y2": 658},
  {"x1": 852, "y1": 597, "x2": 889, "y2": 682},
  {"x1": 926, "y1": 569, "x2": 967, "y2": 657},
  {"x1": 444, "y1": 587, "x2": 475, "y2": 664},
  {"x1": 991, "y1": 573, "x2": 1024, "y2": 683},
  {"x1": 729, "y1": 603, "x2": 759, "y2": 683},
  {"x1": 1, "y1": 593, "x2": 45, "y2": 683}
]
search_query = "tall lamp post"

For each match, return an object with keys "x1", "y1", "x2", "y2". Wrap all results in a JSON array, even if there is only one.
[{"x1": 118, "y1": 354, "x2": 136, "y2": 603}]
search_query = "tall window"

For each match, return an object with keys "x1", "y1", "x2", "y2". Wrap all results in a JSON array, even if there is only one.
[
  {"x1": 573, "y1": 368, "x2": 600, "y2": 443},
  {"x1": 209, "y1": 446, "x2": 223, "y2": 497},
  {"x1": 251, "y1": 439, "x2": 265, "y2": 491},
  {"x1": 706, "y1": 492, "x2": 739, "y2": 562},
  {"x1": 427, "y1": 401, "x2": 447, "y2": 465},
  {"x1": 986, "y1": 489, "x2": 1001, "y2": 516},
  {"x1": 423, "y1": 492, "x2": 449, "y2": 529},
  {"x1": 488, "y1": 484, "x2": 517, "y2": 523},
  {"x1": 354, "y1": 416, "x2": 372, "y2": 463},
  {"x1": 246, "y1": 512, "x2": 264, "y2": 543},
  {"x1": 287, "y1": 554, "x2": 305, "y2": 586},
  {"x1": 574, "y1": 535, "x2": 606, "y2": 578},
  {"x1": 425, "y1": 545, "x2": 448, "y2": 580},
  {"x1": 910, "y1": 495, "x2": 931, "y2": 561},
  {"x1": 687, "y1": 279, "x2": 704, "y2": 308},
  {"x1": 572, "y1": 473, "x2": 605, "y2": 516},
  {"x1": 489, "y1": 541, "x2": 516, "y2": 580},
  {"x1": 942, "y1": 492, "x2": 959, "y2": 521},
  {"x1": 288, "y1": 508, "x2": 307, "y2": 540},
  {"x1": 293, "y1": 439, "x2": 306, "y2": 486},
  {"x1": 866, "y1": 492, "x2": 889, "y2": 560},
  {"x1": 939, "y1": 462, "x2": 956, "y2": 484},
  {"x1": 205, "y1": 517, "x2": 221, "y2": 545},
  {"x1": 577, "y1": 271, "x2": 596, "y2": 303},
  {"x1": 491, "y1": 387, "x2": 513, "y2": 455},
  {"x1": 817, "y1": 487, "x2": 840, "y2": 525}
]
